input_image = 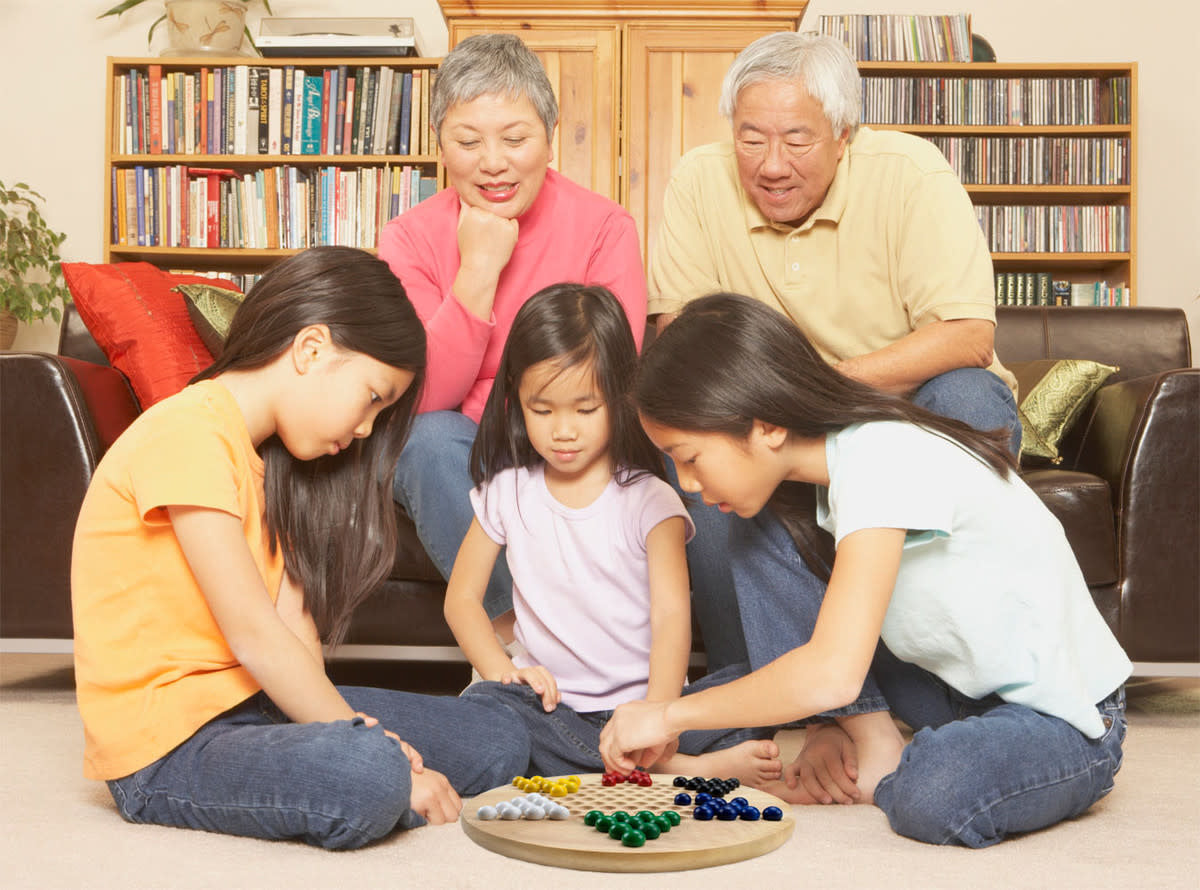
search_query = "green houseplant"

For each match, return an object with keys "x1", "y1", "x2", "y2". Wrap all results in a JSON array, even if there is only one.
[
  {"x1": 0, "y1": 181, "x2": 70, "y2": 349},
  {"x1": 99, "y1": 0, "x2": 274, "y2": 55}
]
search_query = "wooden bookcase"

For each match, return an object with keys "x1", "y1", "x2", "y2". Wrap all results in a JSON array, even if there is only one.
[
  {"x1": 103, "y1": 55, "x2": 443, "y2": 280},
  {"x1": 859, "y1": 61, "x2": 1137, "y2": 305}
]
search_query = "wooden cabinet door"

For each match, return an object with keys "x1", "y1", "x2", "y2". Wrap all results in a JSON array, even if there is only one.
[
  {"x1": 449, "y1": 23, "x2": 621, "y2": 201},
  {"x1": 623, "y1": 22, "x2": 787, "y2": 262}
]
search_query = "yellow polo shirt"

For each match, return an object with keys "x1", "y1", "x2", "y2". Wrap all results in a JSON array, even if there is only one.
[{"x1": 648, "y1": 128, "x2": 1015, "y2": 391}]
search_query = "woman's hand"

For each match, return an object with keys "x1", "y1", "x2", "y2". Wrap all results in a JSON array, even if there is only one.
[
  {"x1": 501, "y1": 665, "x2": 561, "y2": 712},
  {"x1": 408, "y1": 767, "x2": 462, "y2": 825},
  {"x1": 453, "y1": 205, "x2": 519, "y2": 319},
  {"x1": 599, "y1": 699, "x2": 677, "y2": 775}
]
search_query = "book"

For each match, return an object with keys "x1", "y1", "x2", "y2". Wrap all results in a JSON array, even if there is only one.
[
  {"x1": 321, "y1": 68, "x2": 333, "y2": 154},
  {"x1": 281, "y1": 66, "x2": 295, "y2": 155},
  {"x1": 334, "y1": 65, "x2": 348, "y2": 154},
  {"x1": 384, "y1": 68, "x2": 402, "y2": 154},
  {"x1": 361, "y1": 67, "x2": 378, "y2": 153},
  {"x1": 256, "y1": 66, "x2": 271, "y2": 154},
  {"x1": 375, "y1": 65, "x2": 394, "y2": 155},
  {"x1": 342, "y1": 74, "x2": 356, "y2": 157},
  {"x1": 411, "y1": 68, "x2": 424, "y2": 155},
  {"x1": 301, "y1": 75, "x2": 323, "y2": 155},
  {"x1": 233, "y1": 65, "x2": 250, "y2": 155},
  {"x1": 1036, "y1": 272, "x2": 1052, "y2": 307},
  {"x1": 268, "y1": 68, "x2": 283, "y2": 155},
  {"x1": 147, "y1": 65, "x2": 163, "y2": 154},
  {"x1": 398, "y1": 71, "x2": 413, "y2": 154}
]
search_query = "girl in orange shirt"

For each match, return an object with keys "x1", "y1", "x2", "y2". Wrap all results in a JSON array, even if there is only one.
[{"x1": 72, "y1": 247, "x2": 529, "y2": 849}]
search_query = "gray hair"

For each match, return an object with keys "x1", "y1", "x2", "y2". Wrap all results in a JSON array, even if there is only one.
[
  {"x1": 718, "y1": 32, "x2": 860, "y2": 138},
  {"x1": 431, "y1": 33, "x2": 559, "y2": 143}
]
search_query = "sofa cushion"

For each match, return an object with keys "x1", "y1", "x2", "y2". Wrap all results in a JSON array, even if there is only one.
[
  {"x1": 60, "y1": 263, "x2": 241, "y2": 408},
  {"x1": 1010, "y1": 358, "x2": 1118, "y2": 464},
  {"x1": 176, "y1": 283, "x2": 245, "y2": 356},
  {"x1": 1021, "y1": 468, "x2": 1117, "y2": 587}
]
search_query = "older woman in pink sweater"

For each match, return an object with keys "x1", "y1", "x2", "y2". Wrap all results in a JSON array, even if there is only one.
[{"x1": 379, "y1": 33, "x2": 647, "y2": 638}]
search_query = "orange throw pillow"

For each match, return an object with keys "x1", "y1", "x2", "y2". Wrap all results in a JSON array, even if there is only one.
[{"x1": 61, "y1": 263, "x2": 240, "y2": 408}]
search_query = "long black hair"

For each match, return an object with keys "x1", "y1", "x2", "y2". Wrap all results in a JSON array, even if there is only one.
[
  {"x1": 635, "y1": 292, "x2": 1017, "y2": 477},
  {"x1": 193, "y1": 246, "x2": 426, "y2": 645},
  {"x1": 470, "y1": 282, "x2": 663, "y2": 486}
]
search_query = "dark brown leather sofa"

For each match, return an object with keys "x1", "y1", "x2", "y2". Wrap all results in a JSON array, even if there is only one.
[{"x1": 2, "y1": 306, "x2": 1196, "y2": 664}]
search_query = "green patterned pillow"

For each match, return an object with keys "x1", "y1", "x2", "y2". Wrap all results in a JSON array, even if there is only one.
[
  {"x1": 1010, "y1": 359, "x2": 1119, "y2": 464},
  {"x1": 175, "y1": 283, "x2": 244, "y2": 357}
]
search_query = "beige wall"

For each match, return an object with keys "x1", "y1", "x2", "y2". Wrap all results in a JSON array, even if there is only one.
[{"x1": 3, "y1": 0, "x2": 1197, "y2": 353}]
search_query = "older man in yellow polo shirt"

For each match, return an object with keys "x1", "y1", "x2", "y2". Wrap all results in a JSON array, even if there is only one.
[{"x1": 649, "y1": 33, "x2": 1020, "y2": 684}]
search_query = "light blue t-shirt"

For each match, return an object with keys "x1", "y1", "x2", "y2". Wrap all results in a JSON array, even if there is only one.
[{"x1": 816, "y1": 421, "x2": 1131, "y2": 738}]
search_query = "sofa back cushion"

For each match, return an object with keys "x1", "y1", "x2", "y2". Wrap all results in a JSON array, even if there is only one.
[{"x1": 996, "y1": 306, "x2": 1191, "y2": 383}]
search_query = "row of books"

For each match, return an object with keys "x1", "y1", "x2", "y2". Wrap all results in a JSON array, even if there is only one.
[
  {"x1": 818, "y1": 13, "x2": 973, "y2": 62},
  {"x1": 170, "y1": 269, "x2": 263, "y2": 293},
  {"x1": 861, "y1": 76, "x2": 1132, "y2": 127},
  {"x1": 113, "y1": 64, "x2": 436, "y2": 157},
  {"x1": 927, "y1": 136, "x2": 1130, "y2": 186},
  {"x1": 975, "y1": 205, "x2": 1130, "y2": 254},
  {"x1": 994, "y1": 272, "x2": 1129, "y2": 307},
  {"x1": 110, "y1": 164, "x2": 437, "y2": 250}
]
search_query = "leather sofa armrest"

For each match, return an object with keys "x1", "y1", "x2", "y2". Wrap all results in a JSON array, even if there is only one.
[
  {"x1": 0, "y1": 353, "x2": 137, "y2": 639},
  {"x1": 1071, "y1": 368, "x2": 1200, "y2": 660}
]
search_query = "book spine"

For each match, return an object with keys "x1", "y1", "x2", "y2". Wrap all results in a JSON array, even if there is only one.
[
  {"x1": 385, "y1": 68, "x2": 403, "y2": 155},
  {"x1": 281, "y1": 66, "x2": 294, "y2": 155},
  {"x1": 321, "y1": 68, "x2": 333, "y2": 154},
  {"x1": 301, "y1": 76, "x2": 322, "y2": 155},
  {"x1": 234, "y1": 65, "x2": 249, "y2": 155},
  {"x1": 148, "y1": 65, "x2": 163, "y2": 154},
  {"x1": 342, "y1": 75, "x2": 356, "y2": 158},
  {"x1": 334, "y1": 64, "x2": 348, "y2": 155},
  {"x1": 268, "y1": 67, "x2": 283, "y2": 155},
  {"x1": 255, "y1": 66, "x2": 270, "y2": 154},
  {"x1": 362, "y1": 68, "x2": 377, "y2": 154},
  {"x1": 398, "y1": 71, "x2": 412, "y2": 155}
]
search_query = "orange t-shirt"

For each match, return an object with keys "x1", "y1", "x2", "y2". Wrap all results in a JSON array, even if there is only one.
[{"x1": 71, "y1": 380, "x2": 285, "y2": 780}]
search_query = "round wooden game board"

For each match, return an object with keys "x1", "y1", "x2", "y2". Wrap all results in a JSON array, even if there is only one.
[{"x1": 461, "y1": 774, "x2": 794, "y2": 872}]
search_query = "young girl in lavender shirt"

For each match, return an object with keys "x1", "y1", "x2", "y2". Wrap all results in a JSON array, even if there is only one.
[{"x1": 445, "y1": 283, "x2": 780, "y2": 784}]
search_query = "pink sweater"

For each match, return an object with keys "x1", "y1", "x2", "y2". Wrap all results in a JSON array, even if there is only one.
[{"x1": 377, "y1": 169, "x2": 648, "y2": 422}]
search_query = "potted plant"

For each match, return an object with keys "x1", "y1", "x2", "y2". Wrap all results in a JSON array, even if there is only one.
[
  {"x1": 0, "y1": 181, "x2": 70, "y2": 350},
  {"x1": 98, "y1": 0, "x2": 274, "y2": 56}
]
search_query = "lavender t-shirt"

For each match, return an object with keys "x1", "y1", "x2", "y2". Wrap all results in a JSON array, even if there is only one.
[{"x1": 470, "y1": 465, "x2": 694, "y2": 712}]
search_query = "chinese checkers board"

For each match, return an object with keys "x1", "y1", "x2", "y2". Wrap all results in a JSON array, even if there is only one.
[{"x1": 460, "y1": 774, "x2": 794, "y2": 872}]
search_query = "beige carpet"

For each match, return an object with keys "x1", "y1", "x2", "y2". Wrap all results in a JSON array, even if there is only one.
[{"x1": 2, "y1": 654, "x2": 1198, "y2": 889}]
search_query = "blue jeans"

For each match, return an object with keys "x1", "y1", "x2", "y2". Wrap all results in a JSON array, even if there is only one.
[
  {"x1": 871, "y1": 645, "x2": 1126, "y2": 847},
  {"x1": 392, "y1": 410, "x2": 514, "y2": 619},
  {"x1": 106, "y1": 687, "x2": 531, "y2": 849},
  {"x1": 460, "y1": 664, "x2": 773, "y2": 776},
  {"x1": 684, "y1": 368, "x2": 1020, "y2": 714}
]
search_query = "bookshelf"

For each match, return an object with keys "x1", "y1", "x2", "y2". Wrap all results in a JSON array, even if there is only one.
[
  {"x1": 858, "y1": 61, "x2": 1137, "y2": 305},
  {"x1": 103, "y1": 56, "x2": 444, "y2": 281}
]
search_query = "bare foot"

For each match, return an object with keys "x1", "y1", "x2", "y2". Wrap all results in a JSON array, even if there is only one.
[
  {"x1": 836, "y1": 713, "x2": 905, "y2": 805},
  {"x1": 658, "y1": 738, "x2": 783, "y2": 788}
]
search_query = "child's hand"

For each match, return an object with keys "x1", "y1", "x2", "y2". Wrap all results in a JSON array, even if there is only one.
[
  {"x1": 356, "y1": 713, "x2": 424, "y2": 772},
  {"x1": 501, "y1": 665, "x2": 561, "y2": 712},
  {"x1": 598, "y1": 700, "x2": 676, "y2": 774},
  {"x1": 783, "y1": 722, "x2": 861, "y2": 805},
  {"x1": 409, "y1": 767, "x2": 462, "y2": 825}
]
